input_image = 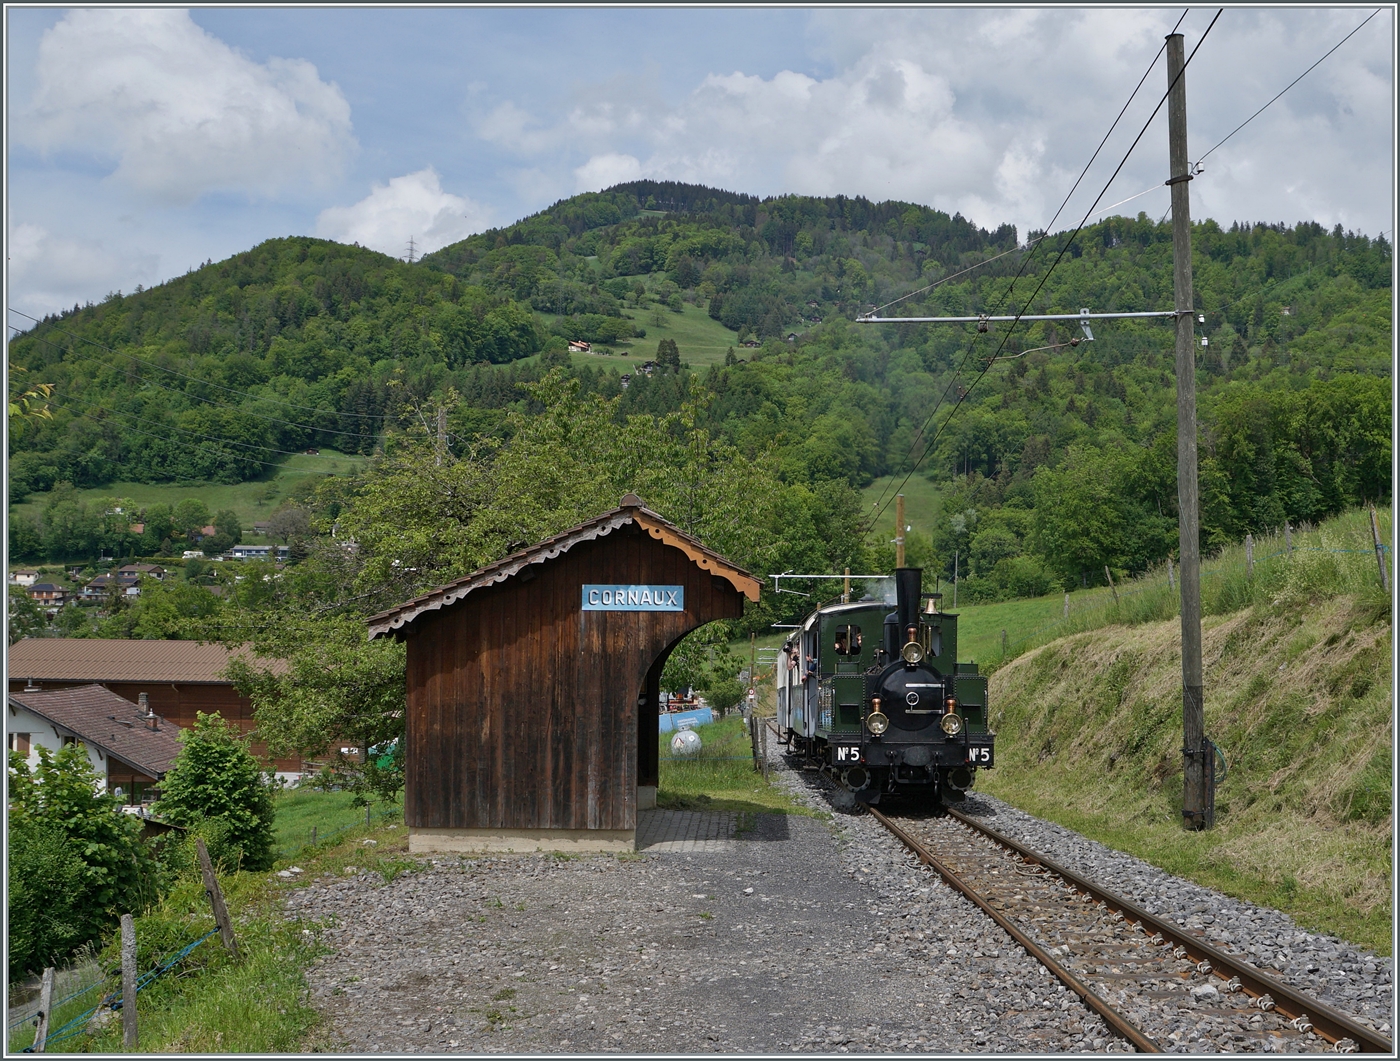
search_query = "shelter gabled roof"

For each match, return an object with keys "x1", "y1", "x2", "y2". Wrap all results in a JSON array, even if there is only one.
[
  {"x1": 8, "y1": 684, "x2": 184, "y2": 778},
  {"x1": 7, "y1": 638, "x2": 287, "y2": 683},
  {"x1": 366, "y1": 494, "x2": 762, "y2": 641}
]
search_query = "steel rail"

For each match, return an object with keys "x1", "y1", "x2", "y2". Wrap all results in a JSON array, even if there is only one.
[
  {"x1": 868, "y1": 806, "x2": 1162, "y2": 1053},
  {"x1": 946, "y1": 807, "x2": 1392, "y2": 1055}
]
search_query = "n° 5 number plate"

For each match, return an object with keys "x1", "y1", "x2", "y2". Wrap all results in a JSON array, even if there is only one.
[
  {"x1": 833, "y1": 745, "x2": 862, "y2": 764},
  {"x1": 966, "y1": 745, "x2": 994, "y2": 766}
]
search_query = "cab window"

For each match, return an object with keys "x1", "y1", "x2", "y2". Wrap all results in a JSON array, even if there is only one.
[{"x1": 833, "y1": 624, "x2": 862, "y2": 656}]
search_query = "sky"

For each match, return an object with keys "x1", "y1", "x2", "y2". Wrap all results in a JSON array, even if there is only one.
[{"x1": 5, "y1": 6, "x2": 1395, "y2": 319}]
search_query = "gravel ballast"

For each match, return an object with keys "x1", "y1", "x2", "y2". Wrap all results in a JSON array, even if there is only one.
[{"x1": 284, "y1": 738, "x2": 1390, "y2": 1053}]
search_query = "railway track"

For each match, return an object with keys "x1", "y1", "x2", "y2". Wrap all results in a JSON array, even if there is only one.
[{"x1": 869, "y1": 805, "x2": 1392, "y2": 1055}]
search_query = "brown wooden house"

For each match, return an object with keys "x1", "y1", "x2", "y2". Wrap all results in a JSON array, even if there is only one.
[
  {"x1": 367, "y1": 494, "x2": 762, "y2": 853},
  {"x1": 6, "y1": 639, "x2": 301, "y2": 778}
]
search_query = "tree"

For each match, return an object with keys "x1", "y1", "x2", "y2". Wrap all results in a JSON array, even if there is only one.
[
  {"x1": 656, "y1": 338, "x2": 681, "y2": 371},
  {"x1": 8, "y1": 592, "x2": 48, "y2": 644},
  {"x1": 8, "y1": 745, "x2": 157, "y2": 972},
  {"x1": 266, "y1": 504, "x2": 312, "y2": 543},
  {"x1": 7, "y1": 819, "x2": 87, "y2": 977},
  {"x1": 172, "y1": 499, "x2": 211, "y2": 538},
  {"x1": 154, "y1": 713, "x2": 276, "y2": 872}
]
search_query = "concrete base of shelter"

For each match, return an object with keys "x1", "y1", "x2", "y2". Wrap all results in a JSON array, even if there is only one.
[
  {"x1": 637, "y1": 785, "x2": 657, "y2": 811},
  {"x1": 409, "y1": 827, "x2": 636, "y2": 854}
]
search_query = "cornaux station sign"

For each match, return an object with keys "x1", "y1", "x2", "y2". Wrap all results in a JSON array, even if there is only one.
[{"x1": 581, "y1": 585, "x2": 685, "y2": 611}]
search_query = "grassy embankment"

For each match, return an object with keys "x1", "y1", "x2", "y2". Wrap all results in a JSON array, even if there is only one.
[
  {"x1": 9, "y1": 450, "x2": 368, "y2": 541},
  {"x1": 7, "y1": 791, "x2": 405, "y2": 1054},
  {"x1": 974, "y1": 507, "x2": 1393, "y2": 954}
]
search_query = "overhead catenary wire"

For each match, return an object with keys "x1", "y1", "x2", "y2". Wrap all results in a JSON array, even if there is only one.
[
  {"x1": 1192, "y1": 9, "x2": 1383, "y2": 169},
  {"x1": 865, "y1": 10, "x2": 1222, "y2": 533},
  {"x1": 862, "y1": 7, "x2": 1193, "y2": 531}
]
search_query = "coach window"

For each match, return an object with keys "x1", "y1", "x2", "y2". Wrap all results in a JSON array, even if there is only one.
[{"x1": 834, "y1": 624, "x2": 862, "y2": 656}]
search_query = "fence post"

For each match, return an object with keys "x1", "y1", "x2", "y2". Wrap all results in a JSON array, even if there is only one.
[
  {"x1": 1245, "y1": 533, "x2": 1254, "y2": 579},
  {"x1": 121, "y1": 914, "x2": 137, "y2": 1050},
  {"x1": 1001, "y1": 629, "x2": 1008, "y2": 655},
  {"x1": 195, "y1": 839, "x2": 240, "y2": 958},
  {"x1": 310, "y1": 825, "x2": 317, "y2": 846},
  {"x1": 1370, "y1": 505, "x2": 1390, "y2": 592},
  {"x1": 32, "y1": 966, "x2": 54, "y2": 1053},
  {"x1": 1104, "y1": 566, "x2": 1119, "y2": 605},
  {"x1": 1063, "y1": 593, "x2": 1069, "y2": 619},
  {"x1": 760, "y1": 717, "x2": 768, "y2": 780},
  {"x1": 1284, "y1": 520, "x2": 1292, "y2": 555},
  {"x1": 749, "y1": 715, "x2": 760, "y2": 772},
  {"x1": 1167, "y1": 557, "x2": 1174, "y2": 591}
]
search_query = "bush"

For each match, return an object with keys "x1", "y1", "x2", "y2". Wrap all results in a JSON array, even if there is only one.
[
  {"x1": 155, "y1": 713, "x2": 276, "y2": 872},
  {"x1": 7, "y1": 746, "x2": 157, "y2": 976},
  {"x1": 6, "y1": 819, "x2": 88, "y2": 977}
]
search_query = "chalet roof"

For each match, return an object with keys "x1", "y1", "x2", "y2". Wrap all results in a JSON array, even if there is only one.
[
  {"x1": 366, "y1": 494, "x2": 762, "y2": 641},
  {"x1": 7, "y1": 638, "x2": 288, "y2": 683},
  {"x1": 8, "y1": 684, "x2": 184, "y2": 778}
]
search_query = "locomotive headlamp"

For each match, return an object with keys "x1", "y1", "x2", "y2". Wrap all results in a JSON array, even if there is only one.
[
  {"x1": 901, "y1": 641, "x2": 925, "y2": 664},
  {"x1": 866, "y1": 710, "x2": 890, "y2": 735},
  {"x1": 940, "y1": 712, "x2": 964, "y2": 736}
]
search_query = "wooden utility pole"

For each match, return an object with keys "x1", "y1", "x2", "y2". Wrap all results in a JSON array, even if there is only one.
[
  {"x1": 1168, "y1": 32, "x2": 1210, "y2": 831},
  {"x1": 121, "y1": 914, "x2": 137, "y2": 1049},
  {"x1": 843, "y1": 567, "x2": 851, "y2": 604},
  {"x1": 895, "y1": 494, "x2": 906, "y2": 568}
]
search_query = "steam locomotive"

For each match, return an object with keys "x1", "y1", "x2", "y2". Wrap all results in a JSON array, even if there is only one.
[{"x1": 775, "y1": 567, "x2": 993, "y2": 807}]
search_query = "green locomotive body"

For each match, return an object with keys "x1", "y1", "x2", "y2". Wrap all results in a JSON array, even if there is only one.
[{"x1": 776, "y1": 567, "x2": 993, "y2": 806}]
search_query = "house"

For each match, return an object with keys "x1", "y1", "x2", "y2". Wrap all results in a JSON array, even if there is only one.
[
  {"x1": 128, "y1": 522, "x2": 145, "y2": 535},
  {"x1": 120, "y1": 563, "x2": 165, "y2": 580},
  {"x1": 26, "y1": 583, "x2": 68, "y2": 605},
  {"x1": 741, "y1": 339, "x2": 762, "y2": 348},
  {"x1": 82, "y1": 572, "x2": 142, "y2": 600},
  {"x1": 7, "y1": 639, "x2": 304, "y2": 781},
  {"x1": 7, "y1": 683, "x2": 183, "y2": 804},
  {"x1": 568, "y1": 340, "x2": 592, "y2": 353},
  {"x1": 365, "y1": 494, "x2": 761, "y2": 853},
  {"x1": 304, "y1": 448, "x2": 320, "y2": 455},
  {"x1": 227, "y1": 544, "x2": 290, "y2": 561},
  {"x1": 10, "y1": 570, "x2": 39, "y2": 587},
  {"x1": 619, "y1": 373, "x2": 632, "y2": 389},
  {"x1": 786, "y1": 333, "x2": 799, "y2": 342},
  {"x1": 199, "y1": 524, "x2": 218, "y2": 538}
]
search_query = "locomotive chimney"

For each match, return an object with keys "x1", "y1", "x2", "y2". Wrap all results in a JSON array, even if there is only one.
[{"x1": 895, "y1": 567, "x2": 922, "y2": 638}]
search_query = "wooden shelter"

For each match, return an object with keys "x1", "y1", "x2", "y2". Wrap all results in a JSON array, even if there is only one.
[{"x1": 366, "y1": 495, "x2": 762, "y2": 853}]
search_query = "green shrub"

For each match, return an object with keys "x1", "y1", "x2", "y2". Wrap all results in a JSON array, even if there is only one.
[
  {"x1": 155, "y1": 713, "x2": 276, "y2": 872},
  {"x1": 6, "y1": 819, "x2": 88, "y2": 977},
  {"x1": 7, "y1": 746, "x2": 157, "y2": 976}
]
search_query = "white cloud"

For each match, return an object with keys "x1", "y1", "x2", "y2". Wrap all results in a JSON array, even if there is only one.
[
  {"x1": 6, "y1": 223, "x2": 160, "y2": 317},
  {"x1": 19, "y1": 8, "x2": 354, "y2": 203},
  {"x1": 574, "y1": 153, "x2": 643, "y2": 193},
  {"x1": 315, "y1": 168, "x2": 493, "y2": 256},
  {"x1": 474, "y1": 8, "x2": 1392, "y2": 239}
]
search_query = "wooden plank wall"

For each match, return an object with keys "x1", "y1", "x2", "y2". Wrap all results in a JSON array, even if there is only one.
[{"x1": 404, "y1": 523, "x2": 745, "y2": 832}]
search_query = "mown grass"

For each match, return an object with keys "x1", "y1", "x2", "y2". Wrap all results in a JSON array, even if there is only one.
[
  {"x1": 980, "y1": 514, "x2": 1393, "y2": 954},
  {"x1": 860, "y1": 473, "x2": 943, "y2": 545},
  {"x1": 531, "y1": 297, "x2": 743, "y2": 372},
  {"x1": 9, "y1": 450, "x2": 368, "y2": 533},
  {"x1": 271, "y1": 786, "x2": 401, "y2": 859},
  {"x1": 657, "y1": 716, "x2": 819, "y2": 817}
]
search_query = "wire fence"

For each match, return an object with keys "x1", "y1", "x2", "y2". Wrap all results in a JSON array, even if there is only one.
[{"x1": 12, "y1": 928, "x2": 220, "y2": 1052}]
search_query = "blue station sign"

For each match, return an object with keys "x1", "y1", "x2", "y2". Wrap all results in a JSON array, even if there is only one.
[{"x1": 582, "y1": 585, "x2": 685, "y2": 611}]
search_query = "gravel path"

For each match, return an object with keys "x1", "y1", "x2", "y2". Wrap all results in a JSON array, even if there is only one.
[{"x1": 283, "y1": 736, "x2": 1390, "y2": 1054}]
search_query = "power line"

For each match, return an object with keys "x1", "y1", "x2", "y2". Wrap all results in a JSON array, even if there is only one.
[
  {"x1": 862, "y1": 8, "x2": 1192, "y2": 531},
  {"x1": 866, "y1": 10, "x2": 1223, "y2": 533},
  {"x1": 7, "y1": 307, "x2": 386, "y2": 420},
  {"x1": 8, "y1": 325, "x2": 386, "y2": 443},
  {"x1": 1194, "y1": 9, "x2": 1383, "y2": 168}
]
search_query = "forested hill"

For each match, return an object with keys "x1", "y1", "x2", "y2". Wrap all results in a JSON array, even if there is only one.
[{"x1": 7, "y1": 180, "x2": 1392, "y2": 594}]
